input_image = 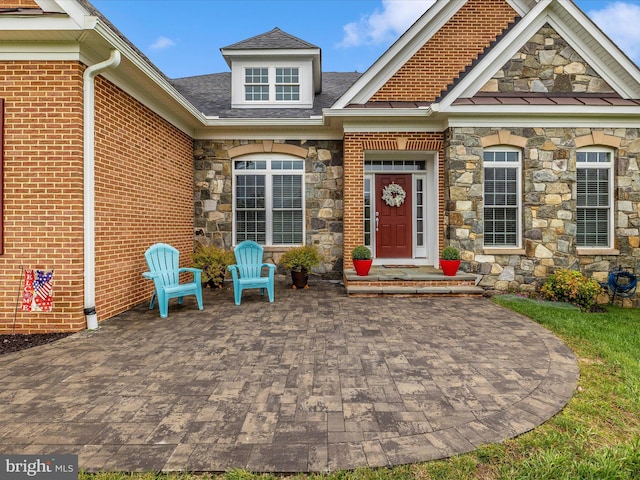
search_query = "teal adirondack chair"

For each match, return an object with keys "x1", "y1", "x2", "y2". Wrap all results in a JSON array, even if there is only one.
[
  {"x1": 228, "y1": 240, "x2": 275, "y2": 305},
  {"x1": 143, "y1": 243, "x2": 204, "y2": 318}
]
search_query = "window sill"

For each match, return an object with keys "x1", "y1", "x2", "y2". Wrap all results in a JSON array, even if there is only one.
[
  {"x1": 482, "y1": 248, "x2": 526, "y2": 255},
  {"x1": 576, "y1": 248, "x2": 620, "y2": 256}
]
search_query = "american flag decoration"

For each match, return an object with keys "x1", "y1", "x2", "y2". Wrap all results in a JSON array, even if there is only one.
[{"x1": 21, "y1": 269, "x2": 54, "y2": 312}]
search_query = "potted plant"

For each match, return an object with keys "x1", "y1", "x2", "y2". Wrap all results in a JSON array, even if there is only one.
[
  {"x1": 440, "y1": 245, "x2": 461, "y2": 277},
  {"x1": 279, "y1": 244, "x2": 321, "y2": 289},
  {"x1": 351, "y1": 245, "x2": 373, "y2": 276},
  {"x1": 192, "y1": 244, "x2": 236, "y2": 288}
]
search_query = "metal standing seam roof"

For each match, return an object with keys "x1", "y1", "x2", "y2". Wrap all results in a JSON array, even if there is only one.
[{"x1": 452, "y1": 93, "x2": 640, "y2": 106}]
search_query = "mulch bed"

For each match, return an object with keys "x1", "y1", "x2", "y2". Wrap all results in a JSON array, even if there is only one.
[{"x1": 0, "y1": 333, "x2": 73, "y2": 356}]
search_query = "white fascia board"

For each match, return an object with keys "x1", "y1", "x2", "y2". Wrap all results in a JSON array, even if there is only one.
[
  {"x1": 36, "y1": 0, "x2": 92, "y2": 26},
  {"x1": 505, "y1": 0, "x2": 535, "y2": 17},
  {"x1": 221, "y1": 47, "x2": 320, "y2": 68},
  {"x1": 221, "y1": 48, "x2": 319, "y2": 58},
  {"x1": 331, "y1": 0, "x2": 463, "y2": 109},
  {"x1": 193, "y1": 124, "x2": 342, "y2": 141},
  {"x1": 438, "y1": 0, "x2": 553, "y2": 110},
  {"x1": 91, "y1": 19, "x2": 207, "y2": 126},
  {"x1": 201, "y1": 117, "x2": 326, "y2": 128},
  {"x1": 323, "y1": 107, "x2": 434, "y2": 118},
  {"x1": 342, "y1": 120, "x2": 446, "y2": 133},
  {"x1": 0, "y1": 14, "x2": 84, "y2": 32},
  {"x1": 99, "y1": 69, "x2": 199, "y2": 136},
  {"x1": 0, "y1": 41, "x2": 80, "y2": 60},
  {"x1": 34, "y1": 0, "x2": 66, "y2": 13},
  {"x1": 547, "y1": 1, "x2": 640, "y2": 98}
]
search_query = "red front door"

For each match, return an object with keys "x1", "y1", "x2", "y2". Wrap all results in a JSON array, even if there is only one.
[{"x1": 375, "y1": 174, "x2": 412, "y2": 258}]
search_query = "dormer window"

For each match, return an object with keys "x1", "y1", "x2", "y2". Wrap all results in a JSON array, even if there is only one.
[
  {"x1": 245, "y1": 68, "x2": 269, "y2": 101},
  {"x1": 275, "y1": 67, "x2": 300, "y2": 101},
  {"x1": 222, "y1": 28, "x2": 321, "y2": 109},
  {"x1": 243, "y1": 67, "x2": 301, "y2": 103}
]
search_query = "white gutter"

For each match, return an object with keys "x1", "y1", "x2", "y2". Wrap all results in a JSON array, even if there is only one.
[{"x1": 83, "y1": 49, "x2": 121, "y2": 330}]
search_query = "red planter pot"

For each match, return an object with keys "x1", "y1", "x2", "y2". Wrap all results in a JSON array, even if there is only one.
[
  {"x1": 353, "y1": 259, "x2": 373, "y2": 276},
  {"x1": 440, "y1": 259, "x2": 461, "y2": 277}
]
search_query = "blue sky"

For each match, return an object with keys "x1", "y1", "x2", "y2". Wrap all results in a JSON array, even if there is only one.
[{"x1": 91, "y1": 0, "x2": 640, "y2": 79}]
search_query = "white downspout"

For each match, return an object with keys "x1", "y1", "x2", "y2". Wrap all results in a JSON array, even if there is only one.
[{"x1": 83, "y1": 50, "x2": 121, "y2": 330}]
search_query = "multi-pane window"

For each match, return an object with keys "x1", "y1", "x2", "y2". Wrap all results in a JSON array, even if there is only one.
[
  {"x1": 416, "y1": 178, "x2": 425, "y2": 247},
  {"x1": 275, "y1": 67, "x2": 300, "y2": 101},
  {"x1": 483, "y1": 149, "x2": 521, "y2": 247},
  {"x1": 234, "y1": 155, "x2": 304, "y2": 245},
  {"x1": 364, "y1": 177, "x2": 372, "y2": 247},
  {"x1": 244, "y1": 67, "x2": 300, "y2": 102},
  {"x1": 244, "y1": 68, "x2": 269, "y2": 101},
  {"x1": 577, "y1": 150, "x2": 613, "y2": 247}
]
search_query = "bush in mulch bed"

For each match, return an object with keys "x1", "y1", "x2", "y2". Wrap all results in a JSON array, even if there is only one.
[{"x1": 0, "y1": 333, "x2": 72, "y2": 356}]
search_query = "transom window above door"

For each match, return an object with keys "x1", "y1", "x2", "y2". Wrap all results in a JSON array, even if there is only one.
[{"x1": 233, "y1": 154, "x2": 305, "y2": 246}]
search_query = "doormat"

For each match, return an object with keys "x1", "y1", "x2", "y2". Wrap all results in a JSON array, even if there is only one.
[{"x1": 382, "y1": 265, "x2": 418, "y2": 268}]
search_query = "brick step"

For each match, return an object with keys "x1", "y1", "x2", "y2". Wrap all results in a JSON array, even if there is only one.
[{"x1": 344, "y1": 267, "x2": 484, "y2": 297}]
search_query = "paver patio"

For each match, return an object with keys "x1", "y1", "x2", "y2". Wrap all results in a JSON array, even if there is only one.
[{"x1": 0, "y1": 279, "x2": 578, "y2": 473}]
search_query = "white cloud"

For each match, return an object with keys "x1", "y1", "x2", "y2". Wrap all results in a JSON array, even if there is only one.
[
  {"x1": 339, "y1": 0, "x2": 435, "y2": 47},
  {"x1": 587, "y1": 1, "x2": 640, "y2": 64},
  {"x1": 149, "y1": 36, "x2": 176, "y2": 50}
]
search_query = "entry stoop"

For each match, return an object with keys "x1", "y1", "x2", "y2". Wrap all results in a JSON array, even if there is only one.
[{"x1": 344, "y1": 265, "x2": 484, "y2": 297}]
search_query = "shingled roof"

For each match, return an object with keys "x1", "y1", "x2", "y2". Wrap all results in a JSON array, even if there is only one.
[
  {"x1": 171, "y1": 71, "x2": 361, "y2": 118},
  {"x1": 222, "y1": 27, "x2": 319, "y2": 50}
]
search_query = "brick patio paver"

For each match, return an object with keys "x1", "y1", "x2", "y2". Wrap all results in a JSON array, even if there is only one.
[{"x1": 0, "y1": 279, "x2": 578, "y2": 473}]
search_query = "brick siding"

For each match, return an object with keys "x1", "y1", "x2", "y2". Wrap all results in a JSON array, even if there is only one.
[
  {"x1": 343, "y1": 132, "x2": 445, "y2": 269},
  {"x1": 0, "y1": 61, "x2": 84, "y2": 333},
  {"x1": 371, "y1": 0, "x2": 518, "y2": 103},
  {"x1": 93, "y1": 77, "x2": 194, "y2": 322},
  {"x1": 0, "y1": 0, "x2": 38, "y2": 7},
  {"x1": 0, "y1": 61, "x2": 193, "y2": 333}
]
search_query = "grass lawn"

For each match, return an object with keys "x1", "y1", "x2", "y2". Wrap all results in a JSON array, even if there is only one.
[{"x1": 80, "y1": 297, "x2": 640, "y2": 480}]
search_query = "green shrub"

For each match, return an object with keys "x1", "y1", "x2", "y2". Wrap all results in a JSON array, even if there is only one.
[
  {"x1": 539, "y1": 269, "x2": 603, "y2": 311},
  {"x1": 279, "y1": 245, "x2": 321, "y2": 272},
  {"x1": 440, "y1": 246, "x2": 460, "y2": 260},
  {"x1": 192, "y1": 244, "x2": 236, "y2": 285},
  {"x1": 351, "y1": 245, "x2": 372, "y2": 260}
]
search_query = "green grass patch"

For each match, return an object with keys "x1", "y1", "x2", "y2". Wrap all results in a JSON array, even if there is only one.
[{"x1": 81, "y1": 297, "x2": 640, "y2": 480}]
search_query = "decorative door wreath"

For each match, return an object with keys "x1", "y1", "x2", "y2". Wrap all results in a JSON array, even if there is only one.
[{"x1": 381, "y1": 182, "x2": 406, "y2": 207}]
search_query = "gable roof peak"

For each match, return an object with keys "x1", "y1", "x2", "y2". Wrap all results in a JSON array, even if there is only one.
[{"x1": 221, "y1": 27, "x2": 319, "y2": 51}]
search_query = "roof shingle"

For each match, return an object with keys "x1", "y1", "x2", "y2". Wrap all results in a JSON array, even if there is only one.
[{"x1": 222, "y1": 27, "x2": 318, "y2": 50}]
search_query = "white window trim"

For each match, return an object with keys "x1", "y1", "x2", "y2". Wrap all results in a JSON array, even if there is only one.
[
  {"x1": 231, "y1": 60, "x2": 313, "y2": 108},
  {"x1": 576, "y1": 147, "x2": 615, "y2": 250},
  {"x1": 232, "y1": 153, "x2": 306, "y2": 246},
  {"x1": 483, "y1": 146, "x2": 522, "y2": 249}
]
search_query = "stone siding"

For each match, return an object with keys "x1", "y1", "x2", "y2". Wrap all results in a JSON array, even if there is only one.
[
  {"x1": 193, "y1": 139, "x2": 344, "y2": 277},
  {"x1": 481, "y1": 23, "x2": 615, "y2": 94},
  {"x1": 445, "y1": 127, "x2": 640, "y2": 303}
]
